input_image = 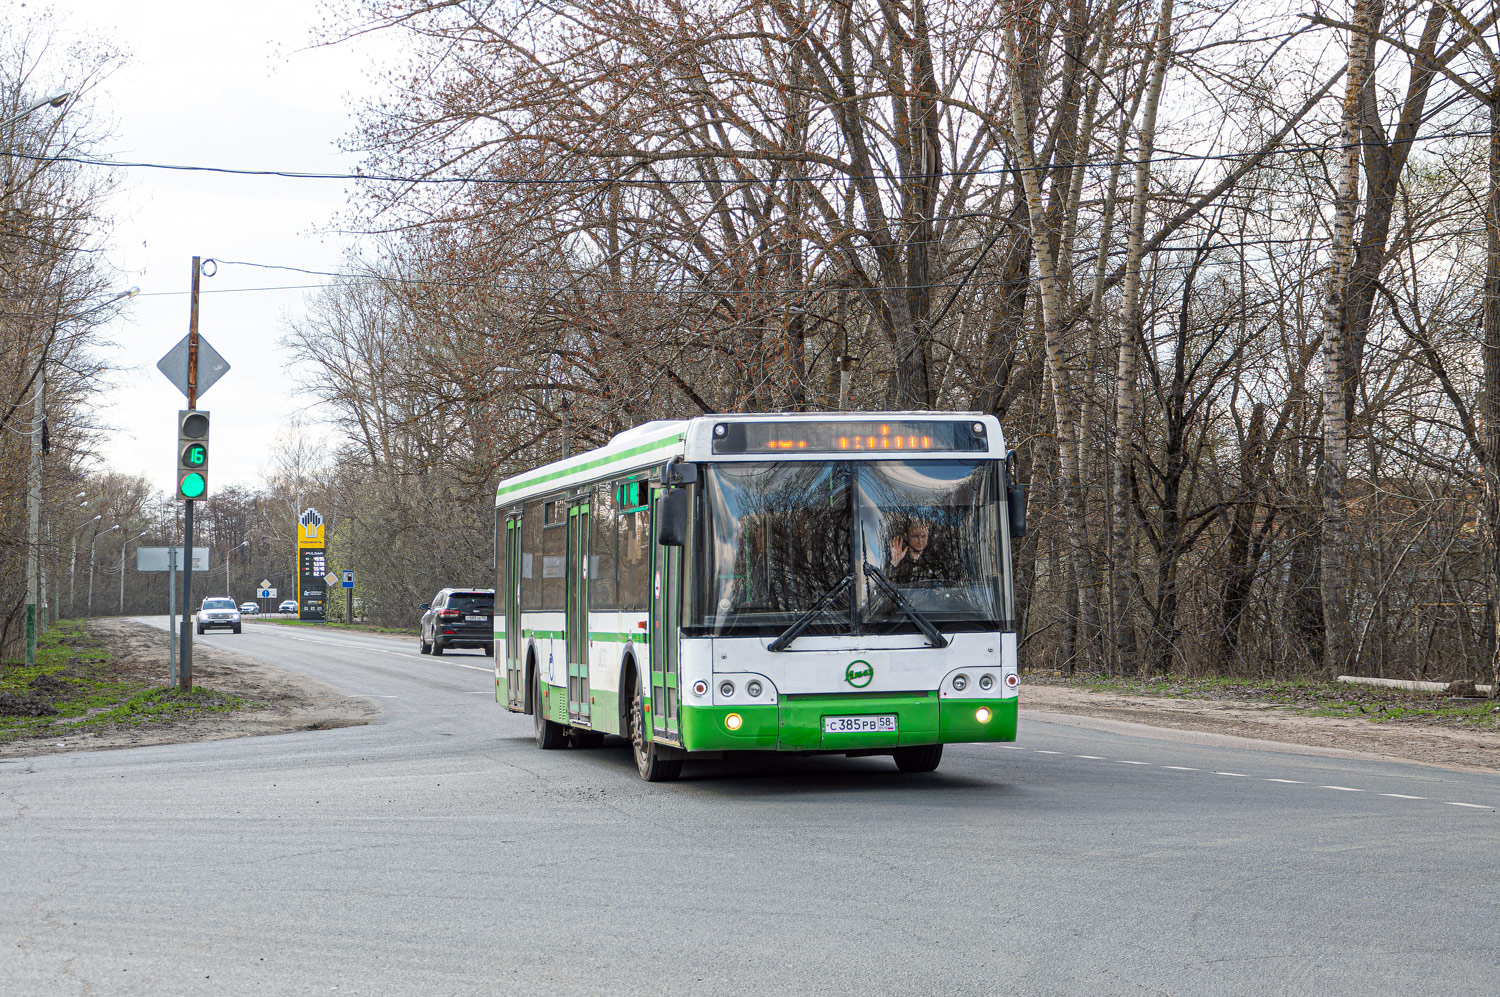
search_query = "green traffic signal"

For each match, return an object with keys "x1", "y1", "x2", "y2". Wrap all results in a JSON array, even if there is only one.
[
  {"x1": 176, "y1": 409, "x2": 210, "y2": 501},
  {"x1": 179, "y1": 472, "x2": 206, "y2": 499}
]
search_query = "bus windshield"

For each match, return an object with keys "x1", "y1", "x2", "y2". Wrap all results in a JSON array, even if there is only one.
[{"x1": 694, "y1": 460, "x2": 1002, "y2": 636}]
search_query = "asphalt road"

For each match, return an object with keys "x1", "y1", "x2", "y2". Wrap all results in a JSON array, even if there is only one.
[{"x1": 2, "y1": 618, "x2": 1497, "y2": 996}]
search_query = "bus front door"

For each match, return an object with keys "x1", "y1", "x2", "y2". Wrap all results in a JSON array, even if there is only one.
[
  {"x1": 566, "y1": 501, "x2": 591, "y2": 726},
  {"x1": 505, "y1": 515, "x2": 524, "y2": 710},
  {"x1": 648, "y1": 485, "x2": 681, "y2": 744}
]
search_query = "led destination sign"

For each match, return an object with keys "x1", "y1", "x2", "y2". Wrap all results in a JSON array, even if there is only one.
[{"x1": 711, "y1": 420, "x2": 988, "y2": 455}]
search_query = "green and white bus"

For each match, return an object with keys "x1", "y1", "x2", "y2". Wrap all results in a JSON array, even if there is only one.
[{"x1": 493, "y1": 412, "x2": 1026, "y2": 781}]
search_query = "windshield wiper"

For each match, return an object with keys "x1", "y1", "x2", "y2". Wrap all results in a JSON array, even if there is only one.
[
  {"x1": 768, "y1": 573, "x2": 852, "y2": 652},
  {"x1": 863, "y1": 561, "x2": 950, "y2": 648}
]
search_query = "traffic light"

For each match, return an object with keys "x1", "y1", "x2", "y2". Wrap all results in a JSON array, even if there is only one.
[{"x1": 177, "y1": 409, "x2": 209, "y2": 500}]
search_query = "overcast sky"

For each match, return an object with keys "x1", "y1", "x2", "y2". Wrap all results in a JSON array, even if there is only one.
[{"x1": 44, "y1": 1, "x2": 385, "y2": 496}]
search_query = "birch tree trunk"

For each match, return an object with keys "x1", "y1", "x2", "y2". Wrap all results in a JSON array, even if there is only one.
[
  {"x1": 1005, "y1": 1, "x2": 1100, "y2": 670},
  {"x1": 1110, "y1": 0, "x2": 1173, "y2": 674},
  {"x1": 1483, "y1": 80, "x2": 1500, "y2": 697},
  {"x1": 1319, "y1": 0, "x2": 1376, "y2": 677}
]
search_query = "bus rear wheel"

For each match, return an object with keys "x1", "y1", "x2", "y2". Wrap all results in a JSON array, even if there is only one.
[
  {"x1": 893, "y1": 744, "x2": 943, "y2": 773},
  {"x1": 534, "y1": 676, "x2": 564, "y2": 749},
  {"x1": 630, "y1": 671, "x2": 681, "y2": 782}
]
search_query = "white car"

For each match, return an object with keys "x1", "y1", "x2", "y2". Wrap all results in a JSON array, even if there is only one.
[
  {"x1": 239, "y1": 602, "x2": 260, "y2": 615},
  {"x1": 196, "y1": 597, "x2": 241, "y2": 634},
  {"x1": 278, "y1": 599, "x2": 298, "y2": 614}
]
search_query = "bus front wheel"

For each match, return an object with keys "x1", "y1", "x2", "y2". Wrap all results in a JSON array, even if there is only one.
[{"x1": 893, "y1": 744, "x2": 943, "y2": 773}]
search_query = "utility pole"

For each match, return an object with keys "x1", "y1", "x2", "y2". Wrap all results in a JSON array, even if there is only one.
[{"x1": 178, "y1": 256, "x2": 202, "y2": 692}]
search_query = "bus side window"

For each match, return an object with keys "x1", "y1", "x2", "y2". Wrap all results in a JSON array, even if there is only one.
[
  {"x1": 542, "y1": 497, "x2": 566, "y2": 611},
  {"x1": 619, "y1": 509, "x2": 650, "y2": 612},
  {"x1": 591, "y1": 483, "x2": 619, "y2": 611},
  {"x1": 521, "y1": 501, "x2": 543, "y2": 610}
]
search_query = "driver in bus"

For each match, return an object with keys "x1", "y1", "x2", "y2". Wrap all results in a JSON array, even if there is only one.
[{"x1": 888, "y1": 517, "x2": 950, "y2": 584}]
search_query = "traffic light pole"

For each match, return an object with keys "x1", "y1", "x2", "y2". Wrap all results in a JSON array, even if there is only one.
[{"x1": 177, "y1": 256, "x2": 201, "y2": 692}]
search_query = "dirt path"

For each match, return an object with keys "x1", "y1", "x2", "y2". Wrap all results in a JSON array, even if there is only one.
[
  {"x1": 1022, "y1": 683, "x2": 1500, "y2": 773},
  {"x1": 0, "y1": 619, "x2": 377, "y2": 760}
]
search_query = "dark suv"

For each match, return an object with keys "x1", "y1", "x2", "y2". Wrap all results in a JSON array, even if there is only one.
[{"x1": 419, "y1": 588, "x2": 495, "y2": 656}]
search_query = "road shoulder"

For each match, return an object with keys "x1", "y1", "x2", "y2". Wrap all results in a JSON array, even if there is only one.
[
  {"x1": 0, "y1": 618, "x2": 377, "y2": 760},
  {"x1": 1022, "y1": 683, "x2": 1500, "y2": 772}
]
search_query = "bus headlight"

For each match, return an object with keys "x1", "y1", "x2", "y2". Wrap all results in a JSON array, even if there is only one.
[
  {"x1": 975, "y1": 707, "x2": 992, "y2": 724},
  {"x1": 978, "y1": 674, "x2": 994, "y2": 691},
  {"x1": 719, "y1": 681, "x2": 735, "y2": 698},
  {"x1": 952, "y1": 674, "x2": 968, "y2": 692},
  {"x1": 692, "y1": 680, "x2": 708, "y2": 697},
  {"x1": 746, "y1": 680, "x2": 762, "y2": 697},
  {"x1": 725, "y1": 713, "x2": 743, "y2": 731}
]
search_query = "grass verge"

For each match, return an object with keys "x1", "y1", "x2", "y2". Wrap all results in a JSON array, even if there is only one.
[
  {"x1": 0, "y1": 619, "x2": 248, "y2": 744},
  {"x1": 1028, "y1": 673, "x2": 1500, "y2": 729}
]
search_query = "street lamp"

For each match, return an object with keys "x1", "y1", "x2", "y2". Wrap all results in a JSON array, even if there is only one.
[
  {"x1": 2, "y1": 88, "x2": 70, "y2": 128},
  {"x1": 88, "y1": 525, "x2": 120, "y2": 617},
  {"x1": 69, "y1": 513, "x2": 100, "y2": 615},
  {"x1": 225, "y1": 540, "x2": 249, "y2": 600},
  {"x1": 120, "y1": 531, "x2": 149, "y2": 614}
]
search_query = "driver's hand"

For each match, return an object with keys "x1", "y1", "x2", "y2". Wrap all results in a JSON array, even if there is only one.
[{"x1": 890, "y1": 536, "x2": 906, "y2": 562}]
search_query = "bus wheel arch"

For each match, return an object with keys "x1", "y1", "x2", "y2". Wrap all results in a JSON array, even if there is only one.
[{"x1": 619, "y1": 652, "x2": 639, "y2": 735}]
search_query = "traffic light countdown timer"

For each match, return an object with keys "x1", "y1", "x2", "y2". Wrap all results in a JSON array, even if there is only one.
[{"x1": 177, "y1": 409, "x2": 209, "y2": 500}]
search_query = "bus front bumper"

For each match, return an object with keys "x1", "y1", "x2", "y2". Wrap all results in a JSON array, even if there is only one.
[{"x1": 676, "y1": 693, "x2": 1017, "y2": 753}]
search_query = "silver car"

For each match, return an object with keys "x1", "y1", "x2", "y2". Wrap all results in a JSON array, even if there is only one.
[{"x1": 196, "y1": 597, "x2": 242, "y2": 634}]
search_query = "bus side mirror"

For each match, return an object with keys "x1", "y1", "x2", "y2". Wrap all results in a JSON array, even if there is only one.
[
  {"x1": 1007, "y1": 481, "x2": 1026, "y2": 539},
  {"x1": 658, "y1": 488, "x2": 689, "y2": 547},
  {"x1": 663, "y1": 459, "x2": 697, "y2": 486},
  {"x1": 419, "y1": 603, "x2": 429, "y2": 611},
  {"x1": 1004, "y1": 450, "x2": 1026, "y2": 539}
]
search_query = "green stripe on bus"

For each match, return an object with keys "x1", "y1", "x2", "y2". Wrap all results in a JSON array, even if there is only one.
[
  {"x1": 524, "y1": 629, "x2": 647, "y2": 645},
  {"x1": 495, "y1": 435, "x2": 682, "y2": 499},
  {"x1": 590, "y1": 631, "x2": 648, "y2": 644}
]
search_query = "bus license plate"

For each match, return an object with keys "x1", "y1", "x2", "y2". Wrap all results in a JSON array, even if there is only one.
[{"x1": 823, "y1": 714, "x2": 897, "y2": 734}]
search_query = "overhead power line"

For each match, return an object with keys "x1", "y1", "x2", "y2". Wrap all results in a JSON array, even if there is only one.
[{"x1": 3, "y1": 126, "x2": 1493, "y2": 187}]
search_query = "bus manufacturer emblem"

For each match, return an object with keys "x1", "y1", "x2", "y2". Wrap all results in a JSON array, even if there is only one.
[{"x1": 844, "y1": 660, "x2": 873, "y2": 688}]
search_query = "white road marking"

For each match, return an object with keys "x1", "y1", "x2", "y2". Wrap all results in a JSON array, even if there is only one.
[
  {"x1": 1215, "y1": 771, "x2": 1249, "y2": 777},
  {"x1": 1035, "y1": 750, "x2": 1063, "y2": 754},
  {"x1": 441, "y1": 661, "x2": 494, "y2": 673},
  {"x1": 1264, "y1": 778, "x2": 1304, "y2": 784},
  {"x1": 1321, "y1": 786, "x2": 1363, "y2": 792},
  {"x1": 1117, "y1": 760, "x2": 1150, "y2": 765},
  {"x1": 1161, "y1": 766, "x2": 1198, "y2": 771},
  {"x1": 1381, "y1": 793, "x2": 1425, "y2": 800},
  {"x1": 1445, "y1": 802, "x2": 1492, "y2": 810},
  {"x1": 1074, "y1": 755, "x2": 1105, "y2": 760}
]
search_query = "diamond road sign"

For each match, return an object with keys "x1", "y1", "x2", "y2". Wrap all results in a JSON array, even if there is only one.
[
  {"x1": 324, "y1": 572, "x2": 340, "y2": 587},
  {"x1": 156, "y1": 333, "x2": 230, "y2": 400}
]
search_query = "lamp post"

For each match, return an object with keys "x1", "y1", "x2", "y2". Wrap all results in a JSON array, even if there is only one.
[
  {"x1": 70, "y1": 512, "x2": 100, "y2": 616},
  {"x1": 225, "y1": 540, "x2": 249, "y2": 600},
  {"x1": 88, "y1": 524, "x2": 119, "y2": 617},
  {"x1": 120, "y1": 531, "x2": 148, "y2": 615}
]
